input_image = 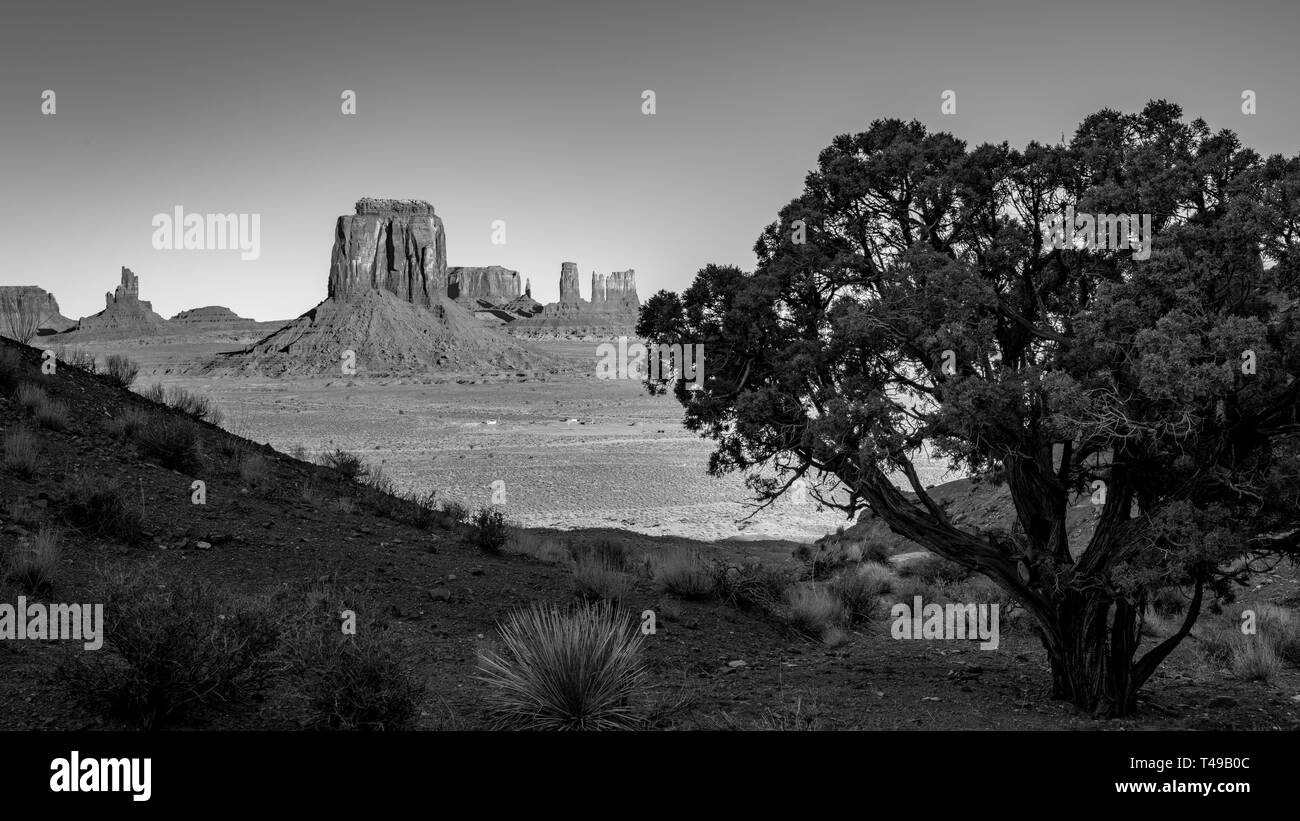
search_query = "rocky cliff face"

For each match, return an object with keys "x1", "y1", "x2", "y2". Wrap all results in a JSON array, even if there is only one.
[
  {"x1": 328, "y1": 198, "x2": 447, "y2": 308},
  {"x1": 604, "y1": 269, "x2": 639, "y2": 309},
  {"x1": 0, "y1": 286, "x2": 75, "y2": 334},
  {"x1": 75, "y1": 267, "x2": 168, "y2": 336},
  {"x1": 448, "y1": 266, "x2": 522, "y2": 304}
]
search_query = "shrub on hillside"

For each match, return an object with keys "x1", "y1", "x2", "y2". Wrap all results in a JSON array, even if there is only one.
[
  {"x1": 785, "y1": 582, "x2": 845, "y2": 638},
  {"x1": 104, "y1": 354, "x2": 140, "y2": 388},
  {"x1": 6, "y1": 525, "x2": 61, "y2": 596},
  {"x1": 132, "y1": 412, "x2": 201, "y2": 473},
  {"x1": 104, "y1": 406, "x2": 150, "y2": 439},
  {"x1": 279, "y1": 589, "x2": 424, "y2": 731},
  {"x1": 164, "y1": 386, "x2": 222, "y2": 424},
  {"x1": 828, "y1": 568, "x2": 880, "y2": 627},
  {"x1": 64, "y1": 571, "x2": 280, "y2": 729},
  {"x1": 651, "y1": 549, "x2": 717, "y2": 598},
  {"x1": 61, "y1": 476, "x2": 144, "y2": 543},
  {"x1": 2, "y1": 426, "x2": 39, "y2": 477},
  {"x1": 471, "y1": 507, "x2": 510, "y2": 554},
  {"x1": 571, "y1": 554, "x2": 631, "y2": 604},
  {"x1": 320, "y1": 449, "x2": 368, "y2": 482},
  {"x1": 716, "y1": 560, "x2": 790, "y2": 612},
  {"x1": 476, "y1": 601, "x2": 646, "y2": 730}
]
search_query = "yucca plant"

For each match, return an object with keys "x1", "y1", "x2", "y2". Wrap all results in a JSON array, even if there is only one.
[{"x1": 476, "y1": 601, "x2": 646, "y2": 730}]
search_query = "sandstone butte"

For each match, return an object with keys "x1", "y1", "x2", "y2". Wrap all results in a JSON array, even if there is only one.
[{"x1": 201, "y1": 198, "x2": 558, "y2": 376}]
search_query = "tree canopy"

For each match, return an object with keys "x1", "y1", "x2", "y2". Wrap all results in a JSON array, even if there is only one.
[{"x1": 636, "y1": 101, "x2": 1300, "y2": 716}]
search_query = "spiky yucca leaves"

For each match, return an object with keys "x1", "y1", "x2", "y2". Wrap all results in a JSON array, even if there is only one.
[{"x1": 476, "y1": 601, "x2": 646, "y2": 730}]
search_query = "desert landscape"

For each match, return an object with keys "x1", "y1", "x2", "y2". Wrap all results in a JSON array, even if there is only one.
[{"x1": 3, "y1": 1, "x2": 1300, "y2": 808}]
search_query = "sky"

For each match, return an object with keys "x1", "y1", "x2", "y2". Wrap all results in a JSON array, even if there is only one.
[{"x1": 1, "y1": 0, "x2": 1298, "y2": 321}]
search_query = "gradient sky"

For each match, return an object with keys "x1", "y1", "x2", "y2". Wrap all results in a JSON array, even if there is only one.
[{"x1": 2, "y1": 0, "x2": 1298, "y2": 321}]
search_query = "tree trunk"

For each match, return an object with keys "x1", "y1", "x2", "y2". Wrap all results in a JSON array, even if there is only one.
[{"x1": 1044, "y1": 589, "x2": 1142, "y2": 717}]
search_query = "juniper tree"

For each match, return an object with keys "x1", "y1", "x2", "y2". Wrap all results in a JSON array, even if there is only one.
[{"x1": 636, "y1": 101, "x2": 1300, "y2": 717}]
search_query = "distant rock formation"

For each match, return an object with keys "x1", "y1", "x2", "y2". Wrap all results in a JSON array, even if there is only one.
[
  {"x1": 507, "y1": 263, "x2": 641, "y2": 339},
  {"x1": 448, "y1": 265, "x2": 522, "y2": 304},
  {"x1": 169, "y1": 306, "x2": 254, "y2": 325},
  {"x1": 605, "y1": 269, "x2": 640, "y2": 310},
  {"x1": 73, "y1": 268, "x2": 168, "y2": 336},
  {"x1": 201, "y1": 199, "x2": 556, "y2": 376},
  {"x1": 0, "y1": 286, "x2": 75, "y2": 336}
]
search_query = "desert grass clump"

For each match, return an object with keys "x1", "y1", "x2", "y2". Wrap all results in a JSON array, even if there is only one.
[
  {"x1": 2, "y1": 425, "x2": 39, "y2": 477},
  {"x1": 856, "y1": 561, "x2": 899, "y2": 597},
  {"x1": 34, "y1": 397, "x2": 69, "y2": 431},
  {"x1": 507, "y1": 530, "x2": 568, "y2": 563},
  {"x1": 132, "y1": 412, "x2": 201, "y2": 473},
  {"x1": 279, "y1": 589, "x2": 424, "y2": 731},
  {"x1": 651, "y1": 548, "x2": 717, "y2": 599},
  {"x1": 569, "y1": 539, "x2": 629, "y2": 571},
  {"x1": 52, "y1": 345, "x2": 96, "y2": 372},
  {"x1": 1230, "y1": 633, "x2": 1282, "y2": 682},
  {"x1": 716, "y1": 561, "x2": 791, "y2": 612},
  {"x1": 15, "y1": 383, "x2": 68, "y2": 430},
  {"x1": 785, "y1": 582, "x2": 845, "y2": 638},
  {"x1": 140, "y1": 383, "x2": 167, "y2": 404},
  {"x1": 898, "y1": 553, "x2": 971, "y2": 585},
  {"x1": 164, "y1": 386, "x2": 222, "y2": 424},
  {"x1": 828, "y1": 568, "x2": 880, "y2": 627},
  {"x1": 571, "y1": 555, "x2": 631, "y2": 604},
  {"x1": 1253, "y1": 604, "x2": 1300, "y2": 666},
  {"x1": 105, "y1": 406, "x2": 150, "y2": 439},
  {"x1": 15, "y1": 382, "x2": 46, "y2": 414},
  {"x1": 103, "y1": 354, "x2": 140, "y2": 388},
  {"x1": 63, "y1": 570, "x2": 280, "y2": 729},
  {"x1": 301, "y1": 633, "x2": 424, "y2": 730},
  {"x1": 7, "y1": 525, "x2": 61, "y2": 596},
  {"x1": 61, "y1": 476, "x2": 144, "y2": 543},
  {"x1": 471, "y1": 507, "x2": 511, "y2": 554},
  {"x1": 476, "y1": 601, "x2": 646, "y2": 730}
]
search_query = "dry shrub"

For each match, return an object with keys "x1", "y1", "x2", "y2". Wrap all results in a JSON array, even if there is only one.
[
  {"x1": 651, "y1": 549, "x2": 717, "y2": 599},
  {"x1": 785, "y1": 582, "x2": 845, "y2": 637},
  {"x1": 476, "y1": 602, "x2": 646, "y2": 730},
  {"x1": 103, "y1": 354, "x2": 140, "y2": 388},
  {"x1": 3, "y1": 425, "x2": 39, "y2": 477},
  {"x1": 7, "y1": 525, "x2": 61, "y2": 595},
  {"x1": 63, "y1": 569, "x2": 280, "y2": 729}
]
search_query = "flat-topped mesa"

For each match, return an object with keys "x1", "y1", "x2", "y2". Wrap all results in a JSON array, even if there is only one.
[
  {"x1": 448, "y1": 265, "x2": 522, "y2": 304},
  {"x1": 169, "y1": 305, "x2": 252, "y2": 325},
  {"x1": 558, "y1": 262, "x2": 581, "y2": 303},
  {"x1": 354, "y1": 198, "x2": 437, "y2": 216},
  {"x1": 0, "y1": 286, "x2": 75, "y2": 334},
  {"x1": 591, "y1": 271, "x2": 608, "y2": 304},
  {"x1": 329, "y1": 198, "x2": 447, "y2": 307}
]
